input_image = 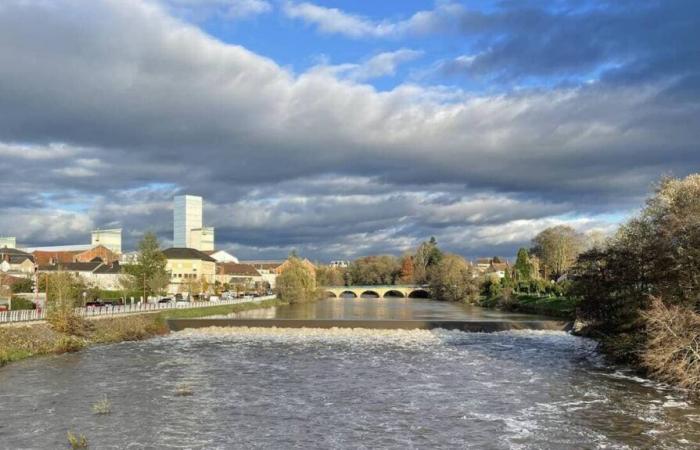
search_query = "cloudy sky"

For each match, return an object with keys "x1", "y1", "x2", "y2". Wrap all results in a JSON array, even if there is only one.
[{"x1": 0, "y1": 0, "x2": 698, "y2": 261}]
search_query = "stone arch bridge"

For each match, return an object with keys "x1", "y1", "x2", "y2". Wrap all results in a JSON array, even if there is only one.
[{"x1": 322, "y1": 285, "x2": 430, "y2": 299}]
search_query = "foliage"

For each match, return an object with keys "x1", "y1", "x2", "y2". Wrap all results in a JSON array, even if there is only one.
[
  {"x1": 10, "y1": 296, "x2": 36, "y2": 310},
  {"x1": 44, "y1": 272, "x2": 85, "y2": 335},
  {"x1": 398, "y1": 255, "x2": 415, "y2": 284},
  {"x1": 315, "y1": 266, "x2": 345, "y2": 286},
  {"x1": 641, "y1": 298, "x2": 700, "y2": 391},
  {"x1": 347, "y1": 255, "x2": 400, "y2": 285},
  {"x1": 147, "y1": 270, "x2": 170, "y2": 297},
  {"x1": 428, "y1": 254, "x2": 479, "y2": 302},
  {"x1": 92, "y1": 396, "x2": 112, "y2": 415},
  {"x1": 10, "y1": 277, "x2": 33, "y2": 293},
  {"x1": 513, "y1": 248, "x2": 533, "y2": 282},
  {"x1": 571, "y1": 174, "x2": 700, "y2": 378},
  {"x1": 276, "y1": 257, "x2": 317, "y2": 303},
  {"x1": 413, "y1": 237, "x2": 443, "y2": 284},
  {"x1": 67, "y1": 431, "x2": 88, "y2": 449},
  {"x1": 532, "y1": 225, "x2": 585, "y2": 279},
  {"x1": 124, "y1": 232, "x2": 168, "y2": 298}
]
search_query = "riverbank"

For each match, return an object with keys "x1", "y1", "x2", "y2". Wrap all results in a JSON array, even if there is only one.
[
  {"x1": 0, "y1": 298, "x2": 286, "y2": 367},
  {"x1": 478, "y1": 294, "x2": 576, "y2": 319}
]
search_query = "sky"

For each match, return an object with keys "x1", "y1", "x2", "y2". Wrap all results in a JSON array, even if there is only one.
[{"x1": 0, "y1": 0, "x2": 698, "y2": 261}]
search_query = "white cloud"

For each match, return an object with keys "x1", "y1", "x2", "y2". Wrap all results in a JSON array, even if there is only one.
[
  {"x1": 314, "y1": 49, "x2": 424, "y2": 81},
  {"x1": 282, "y1": 1, "x2": 461, "y2": 38}
]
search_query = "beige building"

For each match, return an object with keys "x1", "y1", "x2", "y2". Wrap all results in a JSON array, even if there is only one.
[
  {"x1": 163, "y1": 247, "x2": 217, "y2": 295},
  {"x1": 0, "y1": 248, "x2": 35, "y2": 275}
]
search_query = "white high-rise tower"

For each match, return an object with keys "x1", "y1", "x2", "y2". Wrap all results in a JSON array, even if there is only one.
[{"x1": 174, "y1": 195, "x2": 203, "y2": 248}]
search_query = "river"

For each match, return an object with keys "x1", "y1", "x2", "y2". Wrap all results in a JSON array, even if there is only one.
[{"x1": 0, "y1": 298, "x2": 699, "y2": 449}]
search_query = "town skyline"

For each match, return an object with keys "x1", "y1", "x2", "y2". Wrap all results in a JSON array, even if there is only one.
[{"x1": 1, "y1": 0, "x2": 698, "y2": 260}]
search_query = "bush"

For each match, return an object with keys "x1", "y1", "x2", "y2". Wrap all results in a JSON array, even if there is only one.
[
  {"x1": 54, "y1": 335, "x2": 85, "y2": 354},
  {"x1": 10, "y1": 296, "x2": 36, "y2": 310},
  {"x1": 641, "y1": 298, "x2": 700, "y2": 391}
]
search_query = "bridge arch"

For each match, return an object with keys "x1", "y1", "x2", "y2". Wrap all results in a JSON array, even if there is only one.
[
  {"x1": 384, "y1": 290, "x2": 405, "y2": 298},
  {"x1": 339, "y1": 291, "x2": 358, "y2": 298},
  {"x1": 324, "y1": 291, "x2": 338, "y2": 298},
  {"x1": 408, "y1": 289, "x2": 430, "y2": 298},
  {"x1": 360, "y1": 290, "x2": 380, "y2": 298}
]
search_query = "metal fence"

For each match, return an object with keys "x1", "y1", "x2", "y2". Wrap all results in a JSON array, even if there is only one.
[{"x1": 0, "y1": 295, "x2": 276, "y2": 324}]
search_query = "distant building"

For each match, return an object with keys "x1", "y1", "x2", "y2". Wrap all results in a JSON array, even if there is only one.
[
  {"x1": 163, "y1": 247, "x2": 217, "y2": 294},
  {"x1": 0, "y1": 248, "x2": 35, "y2": 275},
  {"x1": 91, "y1": 228, "x2": 122, "y2": 254},
  {"x1": 216, "y1": 262, "x2": 264, "y2": 288},
  {"x1": 329, "y1": 260, "x2": 349, "y2": 268},
  {"x1": 173, "y1": 195, "x2": 215, "y2": 251},
  {"x1": 241, "y1": 260, "x2": 285, "y2": 289},
  {"x1": 37, "y1": 261, "x2": 124, "y2": 291},
  {"x1": 0, "y1": 237, "x2": 16, "y2": 249},
  {"x1": 27, "y1": 244, "x2": 118, "y2": 266}
]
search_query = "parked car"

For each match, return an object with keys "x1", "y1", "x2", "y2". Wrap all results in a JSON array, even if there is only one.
[
  {"x1": 158, "y1": 298, "x2": 172, "y2": 304},
  {"x1": 209, "y1": 296, "x2": 220, "y2": 302}
]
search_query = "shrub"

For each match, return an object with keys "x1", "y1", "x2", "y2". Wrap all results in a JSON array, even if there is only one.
[
  {"x1": 92, "y1": 396, "x2": 112, "y2": 415},
  {"x1": 54, "y1": 335, "x2": 85, "y2": 354},
  {"x1": 67, "y1": 431, "x2": 88, "y2": 449},
  {"x1": 10, "y1": 296, "x2": 36, "y2": 310},
  {"x1": 642, "y1": 298, "x2": 700, "y2": 391}
]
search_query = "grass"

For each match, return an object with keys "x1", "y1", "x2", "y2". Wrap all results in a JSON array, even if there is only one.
[
  {"x1": 0, "y1": 298, "x2": 286, "y2": 367},
  {"x1": 67, "y1": 431, "x2": 88, "y2": 449},
  {"x1": 479, "y1": 293, "x2": 576, "y2": 319},
  {"x1": 92, "y1": 395, "x2": 112, "y2": 415}
]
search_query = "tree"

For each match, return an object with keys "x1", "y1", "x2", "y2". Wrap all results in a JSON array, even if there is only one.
[
  {"x1": 347, "y1": 256, "x2": 400, "y2": 285},
  {"x1": 413, "y1": 237, "x2": 443, "y2": 284},
  {"x1": 571, "y1": 174, "x2": 700, "y2": 370},
  {"x1": 398, "y1": 255, "x2": 415, "y2": 284},
  {"x1": 147, "y1": 271, "x2": 170, "y2": 298},
  {"x1": 44, "y1": 271, "x2": 85, "y2": 335},
  {"x1": 276, "y1": 257, "x2": 316, "y2": 304},
  {"x1": 513, "y1": 248, "x2": 533, "y2": 282},
  {"x1": 428, "y1": 254, "x2": 478, "y2": 303},
  {"x1": 125, "y1": 232, "x2": 168, "y2": 299},
  {"x1": 531, "y1": 225, "x2": 585, "y2": 279},
  {"x1": 315, "y1": 266, "x2": 346, "y2": 286}
]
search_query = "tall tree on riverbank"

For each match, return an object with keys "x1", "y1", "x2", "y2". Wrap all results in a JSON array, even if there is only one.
[
  {"x1": 125, "y1": 232, "x2": 168, "y2": 299},
  {"x1": 413, "y1": 237, "x2": 443, "y2": 284},
  {"x1": 532, "y1": 226, "x2": 585, "y2": 279},
  {"x1": 398, "y1": 255, "x2": 415, "y2": 284},
  {"x1": 347, "y1": 256, "x2": 400, "y2": 285},
  {"x1": 276, "y1": 256, "x2": 317, "y2": 304},
  {"x1": 571, "y1": 174, "x2": 700, "y2": 390},
  {"x1": 428, "y1": 254, "x2": 478, "y2": 303},
  {"x1": 513, "y1": 248, "x2": 533, "y2": 282}
]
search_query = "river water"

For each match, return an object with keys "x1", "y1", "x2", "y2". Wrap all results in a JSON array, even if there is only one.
[{"x1": 1, "y1": 298, "x2": 699, "y2": 449}]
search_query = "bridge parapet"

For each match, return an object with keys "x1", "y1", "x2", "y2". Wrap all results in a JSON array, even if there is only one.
[{"x1": 321, "y1": 285, "x2": 430, "y2": 299}]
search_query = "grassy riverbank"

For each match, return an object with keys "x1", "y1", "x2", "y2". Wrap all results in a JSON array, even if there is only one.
[
  {"x1": 479, "y1": 294, "x2": 576, "y2": 319},
  {"x1": 0, "y1": 299, "x2": 285, "y2": 367}
]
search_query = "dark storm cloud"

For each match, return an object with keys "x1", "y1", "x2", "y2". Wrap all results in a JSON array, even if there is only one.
[{"x1": 0, "y1": 0, "x2": 697, "y2": 259}]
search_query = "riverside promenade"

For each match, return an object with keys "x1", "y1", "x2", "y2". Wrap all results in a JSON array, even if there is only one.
[{"x1": 0, "y1": 295, "x2": 277, "y2": 325}]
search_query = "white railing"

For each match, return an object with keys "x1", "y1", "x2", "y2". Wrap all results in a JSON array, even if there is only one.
[{"x1": 0, "y1": 295, "x2": 276, "y2": 324}]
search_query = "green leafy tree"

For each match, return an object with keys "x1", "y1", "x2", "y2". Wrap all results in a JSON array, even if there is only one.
[
  {"x1": 125, "y1": 232, "x2": 168, "y2": 299},
  {"x1": 276, "y1": 257, "x2": 316, "y2": 304},
  {"x1": 513, "y1": 248, "x2": 533, "y2": 282},
  {"x1": 413, "y1": 237, "x2": 443, "y2": 284},
  {"x1": 347, "y1": 256, "x2": 400, "y2": 285},
  {"x1": 44, "y1": 271, "x2": 85, "y2": 335},
  {"x1": 428, "y1": 254, "x2": 478, "y2": 302},
  {"x1": 10, "y1": 277, "x2": 33, "y2": 294}
]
